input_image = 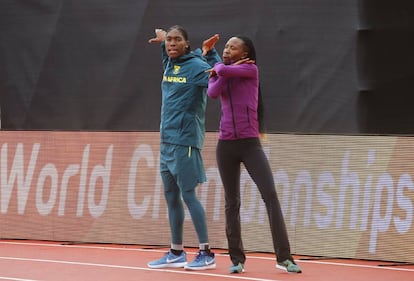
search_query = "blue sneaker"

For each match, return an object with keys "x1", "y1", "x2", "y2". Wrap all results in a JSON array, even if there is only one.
[
  {"x1": 184, "y1": 250, "x2": 216, "y2": 270},
  {"x1": 147, "y1": 251, "x2": 187, "y2": 268}
]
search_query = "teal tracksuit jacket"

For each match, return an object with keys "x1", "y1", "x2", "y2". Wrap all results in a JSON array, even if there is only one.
[{"x1": 160, "y1": 42, "x2": 220, "y2": 149}]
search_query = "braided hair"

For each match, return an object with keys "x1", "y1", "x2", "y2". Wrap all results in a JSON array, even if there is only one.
[{"x1": 234, "y1": 36, "x2": 266, "y2": 133}]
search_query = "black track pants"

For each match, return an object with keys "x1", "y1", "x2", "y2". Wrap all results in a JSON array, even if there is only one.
[{"x1": 216, "y1": 138, "x2": 293, "y2": 264}]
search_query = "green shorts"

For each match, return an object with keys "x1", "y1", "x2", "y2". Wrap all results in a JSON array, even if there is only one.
[{"x1": 160, "y1": 143, "x2": 206, "y2": 192}]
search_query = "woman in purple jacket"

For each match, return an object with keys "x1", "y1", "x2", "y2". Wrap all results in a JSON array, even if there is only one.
[{"x1": 207, "y1": 36, "x2": 302, "y2": 274}]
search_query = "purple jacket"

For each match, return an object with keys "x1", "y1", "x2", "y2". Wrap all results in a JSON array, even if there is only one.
[{"x1": 207, "y1": 62, "x2": 260, "y2": 140}]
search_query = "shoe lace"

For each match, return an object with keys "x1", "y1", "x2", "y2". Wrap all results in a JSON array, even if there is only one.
[{"x1": 194, "y1": 251, "x2": 207, "y2": 262}]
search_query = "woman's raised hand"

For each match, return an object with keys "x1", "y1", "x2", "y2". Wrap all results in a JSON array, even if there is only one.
[
  {"x1": 148, "y1": 28, "x2": 167, "y2": 44},
  {"x1": 202, "y1": 34, "x2": 220, "y2": 56}
]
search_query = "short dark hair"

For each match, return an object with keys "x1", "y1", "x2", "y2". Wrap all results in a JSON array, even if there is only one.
[{"x1": 234, "y1": 35, "x2": 264, "y2": 132}]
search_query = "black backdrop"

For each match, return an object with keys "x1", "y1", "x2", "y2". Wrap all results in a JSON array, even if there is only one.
[{"x1": 0, "y1": 0, "x2": 413, "y2": 134}]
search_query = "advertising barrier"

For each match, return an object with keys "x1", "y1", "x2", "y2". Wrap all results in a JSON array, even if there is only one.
[{"x1": 0, "y1": 131, "x2": 413, "y2": 263}]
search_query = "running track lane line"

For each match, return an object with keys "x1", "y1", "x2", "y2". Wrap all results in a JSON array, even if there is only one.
[
  {"x1": 1, "y1": 241, "x2": 413, "y2": 273},
  {"x1": 0, "y1": 278, "x2": 40, "y2": 281},
  {"x1": 0, "y1": 256, "x2": 283, "y2": 281}
]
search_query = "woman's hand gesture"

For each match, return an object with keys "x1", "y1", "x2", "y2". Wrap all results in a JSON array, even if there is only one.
[
  {"x1": 205, "y1": 68, "x2": 217, "y2": 78},
  {"x1": 202, "y1": 34, "x2": 220, "y2": 56},
  {"x1": 234, "y1": 58, "x2": 255, "y2": 65},
  {"x1": 148, "y1": 28, "x2": 167, "y2": 44}
]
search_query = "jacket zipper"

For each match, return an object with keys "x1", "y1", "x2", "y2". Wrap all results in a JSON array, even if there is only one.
[{"x1": 227, "y1": 81, "x2": 238, "y2": 138}]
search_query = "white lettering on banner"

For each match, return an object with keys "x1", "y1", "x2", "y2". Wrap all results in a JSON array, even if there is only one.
[
  {"x1": 87, "y1": 145, "x2": 112, "y2": 218},
  {"x1": 152, "y1": 152, "x2": 163, "y2": 219},
  {"x1": 128, "y1": 144, "x2": 153, "y2": 219},
  {"x1": 0, "y1": 143, "x2": 113, "y2": 218},
  {"x1": 76, "y1": 145, "x2": 90, "y2": 216},
  {"x1": 272, "y1": 149, "x2": 414, "y2": 254},
  {"x1": 370, "y1": 173, "x2": 394, "y2": 253},
  {"x1": 360, "y1": 150, "x2": 375, "y2": 231},
  {"x1": 204, "y1": 167, "x2": 224, "y2": 221},
  {"x1": 76, "y1": 145, "x2": 113, "y2": 218},
  {"x1": 36, "y1": 163, "x2": 59, "y2": 215},
  {"x1": 314, "y1": 171, "x2": 335, "y2": 229},
  {"x1": 0, "y1": 140, "x2": 413, "y2": 256},
  {"x1": 58, "y1": 165, "x2": 80, "y2": 216},
  {"x1": 1, "y1": 143, "x2": 40, "y2": 214},
  {"x1": 395, "y1": 174, "x2": 413, "y2": 233},
  {"x1": 291, "y1": 170, "x2": 313, "y2": 226},
  {"x1": 336, "y1": 151, "x2": 359, "y2": 228}
]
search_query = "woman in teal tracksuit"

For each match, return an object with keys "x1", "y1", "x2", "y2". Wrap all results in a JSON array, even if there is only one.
[{"x1": 147, "y1": 25, "x2": 221, "y2": 271}]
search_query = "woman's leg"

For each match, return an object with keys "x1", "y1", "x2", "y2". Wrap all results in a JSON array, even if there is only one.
[
  {"x1": 217, "y1": 140, "x2": 246, "y2": 265},
  {"x1": 242, "y1": 139, "x2": 293, "y2": 262},
  {"x1": 161, "y1": 170, "x2": 185, "y2": 246},
  {"x1": 175, "y1": 146, "x2": 210, "y2": 246},
  {"x1": 181, "y1": 188, "x2": 209, "y2": 244}
]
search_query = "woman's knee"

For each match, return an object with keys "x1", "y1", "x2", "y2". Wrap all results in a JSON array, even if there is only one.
[{"x1": 181, "y1": 189, "x2": 197, "y2": 204}]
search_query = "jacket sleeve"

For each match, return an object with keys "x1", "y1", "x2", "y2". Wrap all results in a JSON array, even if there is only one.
[
  {"x1": 204, "y1": 48, "x2": 221, "y2": 67},
  {"x1": 215, "y1": 62, "x2": 257, "y2": 79},
  {"x1": 161, "y1": 41, "x2": 169, "y2": 70},
  {"x1": 193, "y1": 48, "x2": 221, "y2": 67},
  {"x1": 207, "y1": 63, "x2": 228, "y2": 99}
]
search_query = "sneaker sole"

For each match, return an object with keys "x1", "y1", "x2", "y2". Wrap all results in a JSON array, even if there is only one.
[
  {"x1": 276, "y1": 264, "x2": 301, "y2": 273},
  {"x1": 184, "y1": 263, "x2": 216, "y2": 271},
  {"x1": 276, "y1": 264, "x2": 288, "y2": 272},
  {"x1": 148, "y1": 262, "x2": 187, "y2": 269}
]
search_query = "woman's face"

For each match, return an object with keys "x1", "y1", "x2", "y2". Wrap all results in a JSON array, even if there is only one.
[
  {"x1": 222, "y1": 37, "x2": 248, "y2": 65},
  {"x1": 165, "y1": 29, "x2": 189, "y2": 59}
]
